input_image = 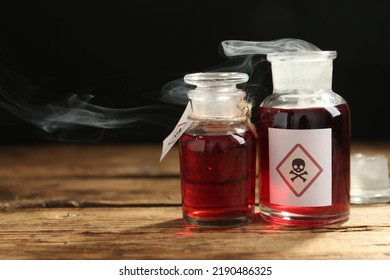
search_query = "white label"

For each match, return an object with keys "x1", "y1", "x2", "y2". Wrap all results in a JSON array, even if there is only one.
[
  {"x1": 160, "y1": 102, "x2": 193, "y2": 161},
  {"x1": 269, "y1": 128, "x2": 332, "y2": 207}
]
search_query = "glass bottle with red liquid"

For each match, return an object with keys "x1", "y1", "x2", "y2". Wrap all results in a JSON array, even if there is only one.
[
  {"x1": 257, "y1": 51, "x2": 351, "y2": 226},
  {"x1": 179, "y1": 72, "x2": 256, "y2": 227}
]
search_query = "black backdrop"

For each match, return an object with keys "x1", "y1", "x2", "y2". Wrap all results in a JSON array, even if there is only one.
[{"x1": 0, "y1": 0, "x2": 389, "y2": 143}]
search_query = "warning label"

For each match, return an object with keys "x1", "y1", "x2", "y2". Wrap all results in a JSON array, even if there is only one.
[
  {"x1": 268, "y1": 128, "x2": 332, "y2": 207},
  {"x1": 276, "y1": 143, "x2": 323, "y2": 197}
]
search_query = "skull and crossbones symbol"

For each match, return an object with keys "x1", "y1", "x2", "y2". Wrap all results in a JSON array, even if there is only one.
[{"x1": 289, "y1": 158, "x2": 308, "y2": 182}]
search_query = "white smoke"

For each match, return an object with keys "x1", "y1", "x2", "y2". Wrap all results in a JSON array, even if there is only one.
[
  {"x1": 0, "y1": 61, "x2": 178, "y2": 142},
  {"x1": 160, "y1": 38, "x2": 321, "y2": 105},
  {"x1": 0, "y1": 38, "x2": 320, "y2": 142},
  {"x1": 221, "y1": 38, "x2": 321, "y2": 56}
]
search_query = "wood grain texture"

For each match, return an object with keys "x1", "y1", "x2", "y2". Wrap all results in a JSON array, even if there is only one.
[
  {"x1": 351, "y1": 141, "x2": 390, "y2": 160},
  {"x1": 0, "y1": 206, "x2": 389, "y2": 260},
  {"x1": 0, "y1": 141, "x2": 388, "y2": 179},
  {"x1": 0, "y1": 141, "x2": 389, "y2": 260},
  {"x1": 0, "y1": 178, "x2": 183, "y2": 210},
  {"x1": 0, "y1": 144, "x2": 180, "y2": 178}
]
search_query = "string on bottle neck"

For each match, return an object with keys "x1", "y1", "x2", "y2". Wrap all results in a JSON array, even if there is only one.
[{"x1": 188, "y1": 98, "x2": 258, "y2": 138}]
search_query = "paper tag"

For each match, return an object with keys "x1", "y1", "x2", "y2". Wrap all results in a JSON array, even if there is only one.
[{"x1": 160, "y1": 102, "x2": 193, "y2": 161}]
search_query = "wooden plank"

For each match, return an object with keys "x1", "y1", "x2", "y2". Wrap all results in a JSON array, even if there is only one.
[
  {"x1": 0, "y1": 144, "x2": 180, "y2": 178},
  {"x1": 0, "y1": 141, "x2": 387, "y2": 210},
  {"x1": 0, "y1": 205, "x2": 389, "y2": 260},
  {"x1": 0, "y1": 141, "x2": 388, "y2": 260},
  {"x1": 351, "y1": 141, "x2": 390, "y2": 160},
  {"x1": 0, "y1": 177, "x2": 260, "y2": 210},
  {"x1": 0, "y1": 178, "x2": 182, "y2": 210},
  {"x1": 0, "y1": 141, "x2": 388, "y2": 180}
]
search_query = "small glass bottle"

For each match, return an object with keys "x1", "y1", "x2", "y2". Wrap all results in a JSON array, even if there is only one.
[
  {"x1": 179, "y1": 72, "x2": 256, "y2": 227},
  {"x1": 257, "y1": 51, "x2": 351, "y2": 226}
]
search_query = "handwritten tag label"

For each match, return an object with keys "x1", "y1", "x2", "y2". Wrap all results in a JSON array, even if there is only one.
[{"x1": 160, "y1": 102, "x2": 193, "y2": 161}]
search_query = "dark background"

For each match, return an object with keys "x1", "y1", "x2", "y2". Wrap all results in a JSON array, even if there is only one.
[{"x1": 0, "y1": 0, "x2": 389, "y2": 143}]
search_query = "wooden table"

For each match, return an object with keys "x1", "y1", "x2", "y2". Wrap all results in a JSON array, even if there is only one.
[{"x1": 0, "y1": 141, "x2": 389, "y2": 260}]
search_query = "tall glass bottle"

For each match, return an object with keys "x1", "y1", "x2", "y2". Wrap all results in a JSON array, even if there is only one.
[
  {"x1": 179, "y1": 72, "x2": 256, "y2": 227},
  {"x1": 257, "y1": 51, "x2": 351, "y2": 226}
]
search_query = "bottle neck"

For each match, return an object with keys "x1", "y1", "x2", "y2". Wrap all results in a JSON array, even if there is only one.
[
  {"x1": 184, "y1": 72, "x2": 250, "y2": 121},
  {"x1": 271, "y1": 60, "x2": 333, "y2": 92},
  {"x1": 189, "y1": 90, "x2": 245, "y2": 120},
  {"x1": 267, "y1": 51, "x2": 336, "y2": 93}
]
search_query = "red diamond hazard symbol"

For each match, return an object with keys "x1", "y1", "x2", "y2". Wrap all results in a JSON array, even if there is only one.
[{"x1": 276, "y1": 143, "x2": 323, "y2": 197}]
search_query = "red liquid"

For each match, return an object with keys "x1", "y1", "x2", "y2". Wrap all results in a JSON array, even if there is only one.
[
  {"x1": 257, "y1": 104, "x2": 351, "y2": 226},
  {"x1": 179, "y1": 128, "x2": 256, "y2": 226}
]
